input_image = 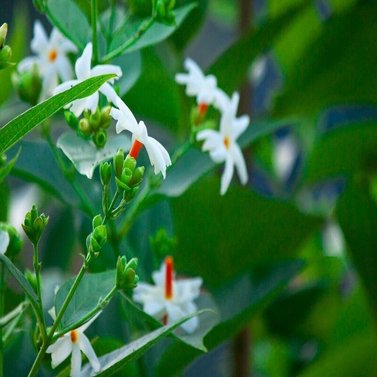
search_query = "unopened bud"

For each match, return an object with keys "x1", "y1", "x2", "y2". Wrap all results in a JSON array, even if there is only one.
[
  {"x1": 0, "y1": 45, "x2": 11, "y2": 61},
  {"x1": 93, "y1": 129, "x2": 107, "y2": 149},
  {"x1": 100, "y1": 106, "x2": 112, "y2": 129},
  {"x1": 123, "y1": 155, "x2": 136, "y2": 173},
  {"x1": 92, "y1": 214, "x2": 103, "y2": 229},
  {"x1": 79, "y1": 118, "x2": 91, "y2": 136},
  {"x1": 0, "y1": 223, "x2": 23, "y2": 258},
  {"x1": 64, "y1": 111, "x2": 79, "y2": 130},
  {"x1": 89, "y1": 110, "x2": 101, "y2": 131},
  {"x1": 99, "y1": 162, "x2": 111, "y2": 186},
  {"x1": 116, "y1": 256, "x2": 139, "y2": 290},
  {"x1": 22, "y1": 205, "x2": 48, "y2": 244},
  {"x1": 89, "y1": 224, "x2": 107, "y2": 252},
  {"x1": 25, "y1": 269, "x2": 37, "y2": 292},
  {"x1": 0, "y1": 23, "x2": 8, "y2": 48},
  {"x1": 13, "y1": 67, "x2": 42, "y2": 105},
  {"x1": 113, "y1": 149, "x2": 124, "y2": 178},
  {"x1": 130, "y1": 166, "x2": 145, "y2": 186}
]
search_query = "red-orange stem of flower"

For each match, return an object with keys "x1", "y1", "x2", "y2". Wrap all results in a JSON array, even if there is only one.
[
  {"x1": 165, "y1": 256, "x2": 174, "y2": 300},
  {"x1": 129, "y1": 139, "x2": 143, "y2": 159},
  {"x1": 198, "y1": 103, "x2": 208, "y2": 117}
]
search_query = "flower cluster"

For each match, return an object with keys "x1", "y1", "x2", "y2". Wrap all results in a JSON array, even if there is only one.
[{"x1": 176, "y1": 59, "x2": 250, "y2": 195}]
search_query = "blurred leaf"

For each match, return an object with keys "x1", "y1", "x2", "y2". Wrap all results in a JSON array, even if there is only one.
[
  {"x1": 336, "y1": 178, "x2": 377, "y2": 321},
  {"x1": 0, "y1": 149, "x2": 19, "y2": 183},
  {"x1": 57, "y1": 132, "x2": 130, "y2": 179},
  {"x1": 107, "y1": 3, "x2": 196, "y2": 59},
  {"x1": 305, "y1": 121, "x2": 377, "y2": 184},
  {"x1": 115, "y1": 51, "x2": 142, "y2": 96},
  {"x1": 80, "y1": 311, "x2": 207, "y2": 377},
  {"x1": 208, "y1": 1, "x2": 307, "y2": 94},
  {"x1": 124, "y1": 49, "x2": 181, "y2": 131},
  {"x1": 273, "y1": 2, "x2": 377, "y2": 117},
  {"x1": 46, "y1": 0, "x2": 91, "y2": 49},
  {"x1": 0, "y1": 182, "x2": 8, "y2": 221},
  {"x1": 171, "y1": 177, "x2": 321, "y2": 288},
  {"x1": 43, "y1": 207, "x2": 76, "y2": 271},
  {"x1": 55, "y1": 270, "x2": 116, "y2": 332},
  {"x1": 155, "y1": 261, "x2": 304, "y2": 377},
  {"x1": 0, "y1": 73, "x2": 115, "y2": 154}
]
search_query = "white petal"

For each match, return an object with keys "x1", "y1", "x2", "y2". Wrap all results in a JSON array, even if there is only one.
[
  {"x1": 70, "y1": 98, "x2": 89, "y2": 117},
  {"x1": 165, "y1": 302, "x2": 186, "y2": 324},
  {"x1": 59, "y1": 38, "x2": 78, "y2": 54},
  {"x1": 49, "y1": 28, "x2": 62, "y2": 47},
  {"x1": 53, "y1": 79, "x2": 79, "y2": 95},
  {"x1": 115, "y1": 97, "x2": 138, "y2": 127},
  {"x1": 175, "y1": 73, "x2": 190, "y2": 85},
  {"x1": 143, "y1": 300, "x2": 166, "y2": 318},
  {"x1": 17, "y1": 57, "x2": 39, "y2": 73},
  {"x1": 78, "y1": 311, "x2": 101, "y2": 333},
  {"x1": 75, "y1": 43, "x2": 92, "y2": 79},
  {"x1": 99, "y1": 82, "x2": 119, "y2": 104},
  {"x1": 70, "y1": 344, "x2": 82, "y2": 377},
  {"x1": 41, "y1": 67, "x2": 59, "y2": 100},
  {"x1": 232, "y1": 115, "x2": 249, "y2": 140},
  {"x1": 181, "y1": 315, "x2": 199, "y2": 333},
  {"x1": 231, "y1": 143, "x2": 248, "y2": 185},
  {"x1": 184, "y1": 58, "x2": 204, "y2": 79},
  {"x1": 144, "y1": 137, "x2": 170, "y2": 178},
  {"x1": 31, "y1": 20, "x2": 49, "y2": 55},
  {"x1": 85, "y1": 92, "x2": 99, "y2": 113},
  {"x1": 175, "y1": 278, "x2": 202, "y2": 302},
  {"x1": 48, "y1": 306, "x2": 56, "y2": 321},
  {"x1": 46, "y1": 337, "x2": 72, "y2": 368},
  {"x1": 209, "y1": 148, "x2": 227, "y2": 163},
  {"x1": 91, "y1": 64, "x2": 122, "y2": 82},
  {"x1": 79, "y1": 333, "x2": 100, "y2": 372},
  {"x1": 56, "y1": 55, "x2": 74, "y2": 81},
  {"x1": 220, "y1": 155, "x2": 234, "y2": 195}
]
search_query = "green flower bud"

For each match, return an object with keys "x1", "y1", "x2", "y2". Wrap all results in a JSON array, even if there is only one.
[
  {"x1": 155, "y1": 0, "x2": 176, "y2": 24},
  {"x1": 0, "y1": 23, "x2": 8, "y2": 48},
  {"x1": 113, "y1": 149, "x2": 124, "y2": 178},
  {"x1": 33, "y1": 0, "x2": 47, "y2": 12},
  {"x1": 99, "y1": 162, "x2": 111, "y2": 186},
  {"x1": 25, "y1": 269, "x2": 37, "y2": 292},
  {"x1": 123, "y1": 185, "x2": 140, "y2": 202},
  {"x1": 130, "y1": 166, "x2": 145, "y2": 187},
  {"x1": 116, "y1": 256, "x2": 139, "y2": 290},
  {"x1": 100, "y1": 106, "x2": 112, "y2": 129},
  {"x1": 92, "y1": 214, "x2": 103, "y2": 229},
  {"x1": 0, "y1": 223, "x2": 23, "y2": 257},
  {"x1": 89, "y1": 109, "x2": 101, "y2": 131},
  {"x1": 79, "y1": 118, "x2": 91, "y2": 136},
  {"x1": 0, "y1": 45, "x2": 11, "y2": 61},
  {"x1": 123, "y1": 155, "x2": 137, "y2": 173},
  {"x1": 12, "y1": 67, "x2": 42, "y2": 106},
  {"x1": 22, "y1": 205, "x2": 49, "y2": 244},
  {"x1": 115, "y1": 174, "x2": 131, "y2": 191},
  {"x1": 89, "y1": 224, "x2": 107, "y2": 252},
  {"x1": 64, "y1": 110, "x2": 79, "y2": 130},
  {"x1": 93, "y1": 129, "x2": 107, "y2": 149},
  {"x1": 156, "y1": 0, "x2": 166, "y2": 18}
]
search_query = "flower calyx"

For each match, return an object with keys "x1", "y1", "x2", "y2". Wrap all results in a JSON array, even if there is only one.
[
  {"x1": 22, "y1": 205, "x2": 49, "y2": 245},
  {"x1": 116, "y1": 256, "x2": 139, "y2": 291}
]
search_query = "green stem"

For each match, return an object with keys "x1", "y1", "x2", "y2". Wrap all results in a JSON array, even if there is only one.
[
  {"x1": 101, "y1": 15, "x2": 156, "y2": 63},
  {"x1": 103, "y1": 189, "x2": 121, "y2": 223},
  {"x1": 91, "y1": 0, "x2": 99, "y2": 63},
  {"x1": 0, "y1": 263, "x2": 4, "y2": 377},
  {"x1": 106, "y1": 0, "x2": 117, "y2": 53},
  {"x1": 33, "y1": 243, "x2": 47, "y2": 341}
]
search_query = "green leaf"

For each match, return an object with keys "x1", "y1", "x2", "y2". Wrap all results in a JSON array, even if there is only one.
[
  {"x1": 155, "y1": 261, "x2": 304, "y2": 377},
  {"x1": 0, "y1": 149, "x2": 20, "y2": 183},
  {"x1": 157, "y1": 119, "x2": 293, "y2": 197},
  {"x1": 305, "y1": 121, "x2": 377, "y2": 184},
  {"x1": 114, "y1": 51, "x2": 142, "y2": 96},
  {"x1": 273, "y1": 2, "x2": 377, "y2": 118},
  {"x1": 54, "y1": 270, "x2": 116, "y2": 332},
  {"x1": 0, "y1": 74, "x2": 115, "y2": 154},
  {"x1": 336, "y1": 178, "x2": 377, "y2": 321},
  {"x1": 171, "y1": 177, "x2": 321, "y2": 288},
  {"x1": 46, "y1": 0, "x2": 90, "y2": 49},
  {"x1": 57, "y1": 132, "x2": 130, "y2": 179},
  {"x1": 0, "y1": 254, "x2": 39, "y2": 310},
  {"x1": 207, "y1": 1, "x2": 307, "y2": 94},
  {"x1": 80, "y1": 311, "x2": 208, "y2": 377},
  {"x1": 106, "y1": 3, "x2": 196, "y2": 60}
]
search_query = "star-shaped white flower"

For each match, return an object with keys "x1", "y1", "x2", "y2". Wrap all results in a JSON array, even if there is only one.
[
  {"x1": 133, "y1": 256, "x2": 202, "y2": 333},
  {"x1": 197, "y1": 92, "x2": 249, "y2": 195},
  {"x1": 18, "y1": 21, "x2": 77, "y2": 101},
  {"x1": 46, "y1": 313, "x2": 100, "y2": 377},
  {"x1": 110, "y1": 97, "x2": 171, "y2": 178},
  {"x1": 54, "y1": 42, "x2": 122, "y2": 116},
  {"x1": 175, "y1": 58, "x2": 222, "y2": 108}
]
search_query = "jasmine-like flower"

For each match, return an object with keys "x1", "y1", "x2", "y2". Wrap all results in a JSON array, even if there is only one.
[
  {"x1": 46, "y1": 313, "x2": 100, "y2": 377},
  {"x1": 133, "y1": 256, "x2": 202, "y2": 333},
  {"x1": 175, "y1": 58, "x2": 222, "y2": 116},
  {"x1": 18, "y1": 21, "x2": 77, "y2": 101},
  {"x1": 197, "y1": 92, "x2": 249, "y2": 195},
  {"x1": 54, "y1": 42, "x2": 122, "y2": 116},
  {"x1": 110, "y1": 97, "x2": 171, "y2": 178}
]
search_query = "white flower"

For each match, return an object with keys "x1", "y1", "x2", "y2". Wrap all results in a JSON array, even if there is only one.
[
  {"x1": 54, "y1": 42, "x2": 122, "y2": 117},
  {"x1": 0, "y1": 230, "x2": 9, "y2": 255},
  {"x1": 133, "y1": 256, "x2": 202, "y2": 333},
  {"x1": 197, "y1": 92, "x2": 249, "y2": 195},
  {"x1": 46, "y1": 313, "x2": 100, "y2": 377},
  {"x1": 175, "y1": 58, "x2": 221, "y2": 107},
  {"x1": 18, "y1": 21, "x2": 77, "y2": 101},
  {"x1": 110, "y1": 97, "x2": 171, "y2": 178}
]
